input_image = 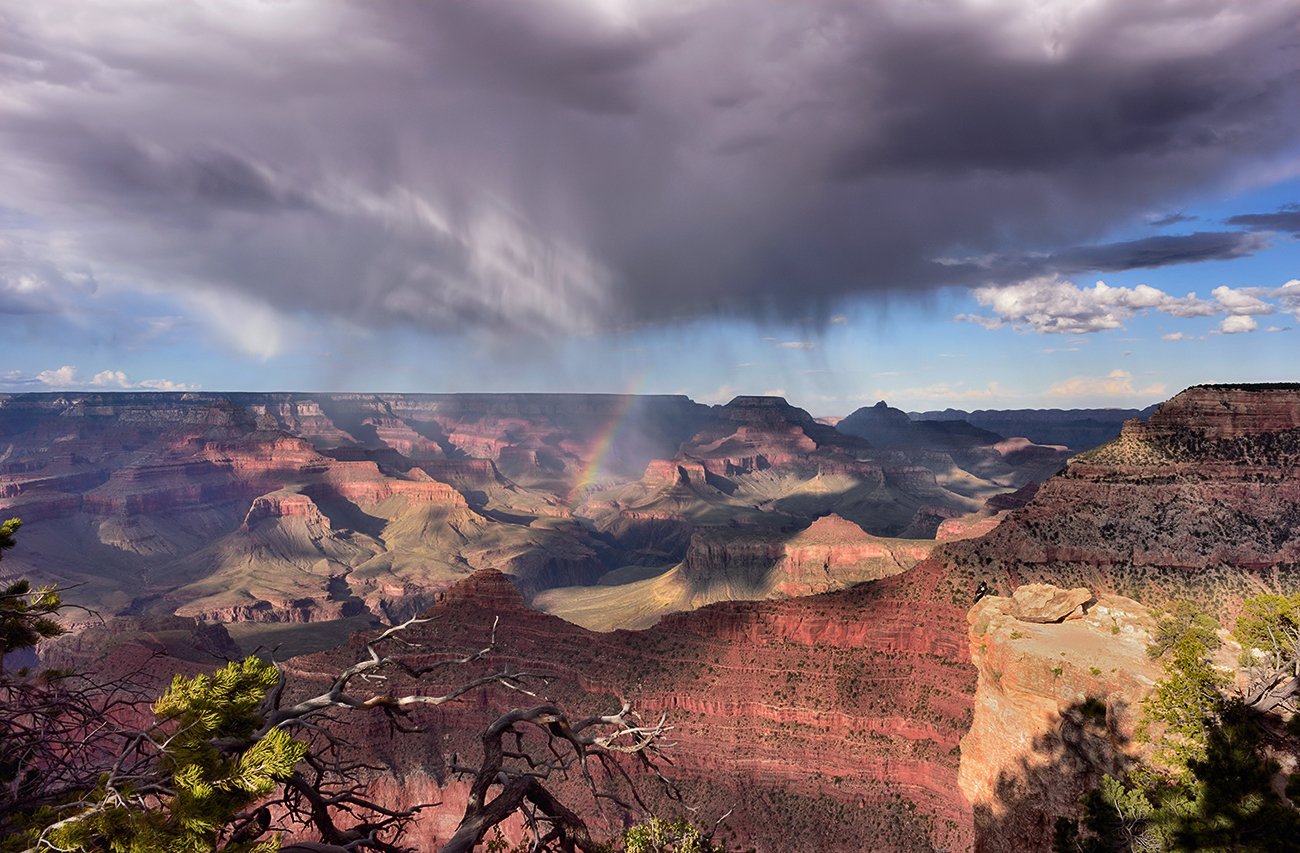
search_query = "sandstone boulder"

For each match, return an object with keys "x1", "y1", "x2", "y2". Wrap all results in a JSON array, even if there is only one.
[{"x1": 1009, "y1": 583, "x2": 1094, "y2": 623}]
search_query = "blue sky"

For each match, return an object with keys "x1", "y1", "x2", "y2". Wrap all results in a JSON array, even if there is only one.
[{"x1": 2, "y1": 1, "x2": 1298, "y2": 416}]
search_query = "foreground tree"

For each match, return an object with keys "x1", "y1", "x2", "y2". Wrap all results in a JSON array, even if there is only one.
[
  {"x1": 1233, "y1": 591, "x2": 1300, "y2": 713},
  {"x1": 0, "y1": 519, "x2": 677, "y2": 852},
  {"x1": 1, "y1": 519, "x2": 64, "y2": 659},
  {"x1": 1136, "y1": 601, "x2": 1230, "y2": 782},
  {"x1": 1058, "y1": 598, "x2": 1300, "y2": 853}
]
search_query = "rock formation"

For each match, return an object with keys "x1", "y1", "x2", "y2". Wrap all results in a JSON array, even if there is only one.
[
  {"x1": 1006, "y1": 584, "x2": 1095, "y2": 623},
  {"x1": 940, "y1": 384, "x2": 1300, "y2": 616},
  {"x1": 959, "y1": 587, "x2": 1159, "y2": 852},
  {"x1": 534, "y1": 514, "x2": 938, "y2": 630}
]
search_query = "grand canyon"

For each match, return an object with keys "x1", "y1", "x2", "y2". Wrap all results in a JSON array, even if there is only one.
[
  {"x1": 4, "y1": 384, "x2": 1300, "y2": 850},
  {"x1": 5, "y1": 2, "x2": 1300, "y2": 850}
]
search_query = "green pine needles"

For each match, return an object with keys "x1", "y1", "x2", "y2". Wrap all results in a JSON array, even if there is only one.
[
  {"x1": 1, "y1": 519, "x2": 66, "y2": 660},
  {"x1": 49, "y1": 657, "x2": 306, "y2": 853},
  {"x1": 1136, "y1": 602, "x2": 1232, "y2": 783}
]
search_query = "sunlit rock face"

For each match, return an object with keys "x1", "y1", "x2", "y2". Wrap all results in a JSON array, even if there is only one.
[
  {"x1": 935, "y1": 385, "x2": 1300, "y2": 849},
  {"x1": 939, "y1": 384, "x2": 1300, "y2": 617},
  {"x1": 958, "y1": 587, "x2": 1160, "y2": 852}
]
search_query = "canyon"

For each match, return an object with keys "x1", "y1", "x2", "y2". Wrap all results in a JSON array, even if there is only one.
[
  {"x1": 0, "y1": 391, "x2": 1053, "y2": 633},
  {"x1": 291, "y1": 384, "x2": 1300, "y2": 849},
  {"x1": 8, "y1": 384, "x2": 1300, "y2": 850}
]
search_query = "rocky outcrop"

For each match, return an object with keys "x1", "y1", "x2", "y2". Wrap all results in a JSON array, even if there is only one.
[
  {"x1": 1007, "y1": 584, "x2": 1094, "y2": 623},
  {"x1": 241, "y1": 490, "x2": 327, "y2": 528},
  {"x1": 677, "y1": 528, "x2": 787, "y2": 591},
  {"x1": 776, "y1": 514, "x2": 931, "y2": 593},
  {"x1": 678, "y1": 515, "x2": 930, "y2": 599},
  {"x1": 1145, "y1": 383, "x2": 1300, "y2": 439},
  {"x1": 959, "y1": 587, "x2": 1159, "y2": 852},
  {"x1": 641, "y1": 458, "x2": 712, "y2": 487}
]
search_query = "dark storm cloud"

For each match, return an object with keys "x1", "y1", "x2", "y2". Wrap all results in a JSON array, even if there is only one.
[
  {"x1": 1148, "y1": 212, "x2": 1197, "y2": 227},
  {"x1": 1054, "y1": 232, "x2": 1269, "y2": 271},
  {"x1": 938, "y1": 230, "x2": 1270, "y2": 284},
  {"x1": 1, "y1": 0, "x2": 1298, "y2": 345},
  {"x1": 1227, "y1": 204, "x2": 1300, "y2": 235}
]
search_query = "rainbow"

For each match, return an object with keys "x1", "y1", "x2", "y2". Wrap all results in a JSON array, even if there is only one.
[{"x1": 570, "y1": 375, "x2": 645, "y2": 500}]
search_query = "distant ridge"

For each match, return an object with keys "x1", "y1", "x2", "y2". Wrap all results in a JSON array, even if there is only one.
[
  {"x1": 838, "y1": 400, "x2": 1002, "y2": 450},
  {"x1": 908, "y1": 405, "x2": 1159, "y2": 450}
]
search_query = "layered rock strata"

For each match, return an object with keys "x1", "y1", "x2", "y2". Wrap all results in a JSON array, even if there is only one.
[{"x1": 287, "y1": 566, "x2": 977, "y2": 853}]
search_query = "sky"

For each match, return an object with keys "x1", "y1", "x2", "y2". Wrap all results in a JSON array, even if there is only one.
[{"x1": 1, "y1": 0, "x2": 1298, "y2": 415}]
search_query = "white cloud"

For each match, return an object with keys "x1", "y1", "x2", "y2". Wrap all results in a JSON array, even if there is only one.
[
  {"x1": 1162, "y1": 332, "x2": 1197, "y2": 341},
  {"x1": 830, "y1": 314, "x2": 848, "y2": 324},
  {"x1": 1, "y1": 366, "x2": 196, "y2": 391},
  {"x1": 91, "y1": 370, "x2": 131, "y2": 387},
  {"x1": 135, "y1": 378, "x2": 198, "y2": 391},
  {"x1": 1269, "y1": 279, "x2": 1300, "y2": 320},
  {"x1": 35, "y1": 365, "x2": 78, "y2": 386},
  {"x1": 1211, "y1": 285, "x2": 1274, "y2": 315},
  {"x1": 1047, "y1": 369, "x2": 1164, "y2": 399},
  {"x1": 960, "y1": 276, "x2": 1218, "y2": 335},
  {"x1": 1218, "y1": 315, "x2": 1258, "y2": 334},
  {"x1": 778, "y1": 340, "x2": 816, "y2": 350}
]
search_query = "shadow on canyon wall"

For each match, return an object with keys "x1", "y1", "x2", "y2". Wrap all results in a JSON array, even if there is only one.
[{"x1": 974, "y1": 697, "x2": 1133, "y2": 853}]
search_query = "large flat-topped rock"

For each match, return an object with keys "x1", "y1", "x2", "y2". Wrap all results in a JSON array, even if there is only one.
[
  {"x1": 1008, "y1": 583, "x2": 1094, "y2": 623},
  {"x1": 1147, "y1": 384, "x2": 1300, "y2": 439}
]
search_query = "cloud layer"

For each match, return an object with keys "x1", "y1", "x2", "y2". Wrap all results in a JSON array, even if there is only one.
[
  {"x1": 959, "y1": 276, "x2": 1298, "y2": 335},
  {"x1": 1047, "y1": 369, "x2": 1164, "y2": 400},
  {"x1": 2, "y1": 0, "x2": 1298, "y2": 342},
  {"x1": 0, "y1": 365, "x2": 196, "y2": 392}
]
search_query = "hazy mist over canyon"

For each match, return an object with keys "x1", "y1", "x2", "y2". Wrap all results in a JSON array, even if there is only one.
[{"x1": 3, "y1": 2, "x2": 1300, "y2": 852}]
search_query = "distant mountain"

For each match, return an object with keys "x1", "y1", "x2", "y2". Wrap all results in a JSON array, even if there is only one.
[
  {"x1": 836, "y1": 400, "x2": 1070, "y2": 491},
  {"x1": 839, "y1": 400, "x2": 1003, "y2": 450},
  {"x1": 908, "y1": 405, "x2": 1160, "y2": 450}
]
